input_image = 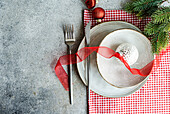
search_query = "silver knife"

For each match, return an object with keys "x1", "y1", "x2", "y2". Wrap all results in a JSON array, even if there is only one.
[{"x1": 85, "y1": 21, "x2": 91, "y2": 114}]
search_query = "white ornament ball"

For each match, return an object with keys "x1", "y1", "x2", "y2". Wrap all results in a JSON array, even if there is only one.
[{"x1": 116, "y1": 43, "x2": 139, "y2": 65}]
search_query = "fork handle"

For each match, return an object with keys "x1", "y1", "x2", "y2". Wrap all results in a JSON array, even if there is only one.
[{"x1": 69, "y1": 46, "x2": 73, "y2": 105}]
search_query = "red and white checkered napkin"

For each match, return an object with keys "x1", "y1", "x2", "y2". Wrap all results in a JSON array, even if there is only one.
[{"x1": 84, "y1": 10, "x2": 170, "y2": 114}]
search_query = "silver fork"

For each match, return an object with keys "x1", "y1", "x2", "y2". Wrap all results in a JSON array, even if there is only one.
[{"x1": 65, "y1": 25, "x2": 75, "y2": 105}]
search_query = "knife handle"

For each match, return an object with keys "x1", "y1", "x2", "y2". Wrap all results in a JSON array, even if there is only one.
[
  {"x1": 86, "y1": 56, "x2": 90, "y2": 96},
  {"x1": 86, "y1": 55, "x2": 90, "y2": 113}
]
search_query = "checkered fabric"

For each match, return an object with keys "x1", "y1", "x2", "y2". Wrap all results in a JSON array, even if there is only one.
[{"x1": 84, "y1": 10, "x2": 170, "y2": 114}]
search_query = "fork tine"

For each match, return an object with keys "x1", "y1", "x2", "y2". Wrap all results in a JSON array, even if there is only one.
[
  {"x1": 72, "y1": 25, "x2": 74, "y2": 33},
  {"x1": 70, "y1": 25, "x2": 72, "y2": 39},
  {"x1": 68, "y1": 25, "x2": 70, "y2": 39},
  {"x1": 65, "y1": 25, "x2": 67, "y2": 40},
  {"x1": 71, "y1": 25, "x2": 74, "y2": 39},
  {"x1": 66, "y1": 25, "x2": 69, "y2": 39},
  {"x1": 65, "y1": 24, "x2": 75, "y2": 41},
  {"x1": 68, "y1": 25, "x2": 71, "y2": 39}
]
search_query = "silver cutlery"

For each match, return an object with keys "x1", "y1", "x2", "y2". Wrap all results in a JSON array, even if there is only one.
[
  {"x1": 64, "y1": 25, "x2": 75, "y2": 105},
  {"x1": 85, "y1": 21, "x2": 91, "y2": 113}
]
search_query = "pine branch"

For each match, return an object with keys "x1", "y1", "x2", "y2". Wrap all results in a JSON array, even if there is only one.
[
  {"x1": 152, "y1": 7, "x2": 170, "y2": 23},
  {"x1": 124, "y1": 0, "x2": 164, "y2": 18},
  {"x1": 144, "y1": 22, "x2": 159, "y2": 35},
  {"x1": 151, "y1": 34, "x2": 159, "y2": 53},
  {"x1": 144, "y1": 7, "x2": 170, "y2": 54},
  {"x1": 124, "y1": 1, "x2": 170, "y2": 54}
]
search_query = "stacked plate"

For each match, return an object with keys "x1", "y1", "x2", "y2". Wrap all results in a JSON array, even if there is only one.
[{"x1": 77, "y1": 21, "x2": 154, "y2": 98}]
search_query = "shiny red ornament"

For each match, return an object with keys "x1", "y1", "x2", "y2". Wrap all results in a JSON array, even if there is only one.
[
  {"x1": 85, "y1": 0, "x2": 96, "y2": 9},
  {"x1": 92, "y1": 7, "x2": 105, "y2": 22}
]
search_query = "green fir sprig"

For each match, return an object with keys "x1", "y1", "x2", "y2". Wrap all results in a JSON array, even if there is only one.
[
  {"x1": 124, "y1": 0, "x2": 170, "y2": 54},
  {"x1": 124, "y1": 0, "x2": 164, "y2": 18},
  {"x1": 144, "y1": 7, "x2": 170, "y2": 53}
]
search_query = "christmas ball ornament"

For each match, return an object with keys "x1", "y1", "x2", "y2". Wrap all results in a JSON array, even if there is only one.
[
  {"x1": 92, "y1": 7, "x2": 105, "y2": 22},
  {"x1": 85, "y1": 0, "x2": 96, "y2": 9},
  {"x1": 116, "y1": 43, "x2": 139, "y2": 66}
]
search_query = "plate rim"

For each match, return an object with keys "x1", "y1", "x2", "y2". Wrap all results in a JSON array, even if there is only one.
[
  {"x1": 96, "y1": 28, "x2": 154, "y2": 88},
  {"x1": 76, "y1": 21, "x2": 151, "y2": 98},
  {"x1": 77, "y1": 21, "x2": 141, "y2": 85}
]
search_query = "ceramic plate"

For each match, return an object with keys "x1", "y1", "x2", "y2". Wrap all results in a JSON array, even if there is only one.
[
  {"x1": 77, "y1": 21, "x2": 150, "y2": 98},
  {"x1": 97, "y1": 29, "x2": 154, "y2": 88}
]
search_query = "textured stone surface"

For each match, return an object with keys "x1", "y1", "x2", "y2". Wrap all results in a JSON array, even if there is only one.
[{"x1": 0, "y1": 0, "x2": 129, "y2": 113}]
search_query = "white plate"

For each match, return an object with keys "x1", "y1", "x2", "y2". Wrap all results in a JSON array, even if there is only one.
[
  {"x1": 77, "y1": 21, "x2": 150, "y2": 98},
  {"x1": 97, "y1": 29, "x2": 154, "y2": 88}
]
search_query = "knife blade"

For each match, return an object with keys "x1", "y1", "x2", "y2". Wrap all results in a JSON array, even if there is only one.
[
  {"x1": 85, "y1": 21, "x2": 91, "y2": 47},
  {"x1": 85, "y1": 21, "x2": 91, "y2": 114},
  {"x1": 85, "y1": 21, "x2": 91, "y2": 83}
]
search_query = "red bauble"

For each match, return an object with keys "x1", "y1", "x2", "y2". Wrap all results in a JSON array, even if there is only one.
[
  {"x1": 92, "y1": 7, "x2": 105, "y2": 22},
  {"x1": 85, "y1": 0, "x2": 96, "y2": 9}
]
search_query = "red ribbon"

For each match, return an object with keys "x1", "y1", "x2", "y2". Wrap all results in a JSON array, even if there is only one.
[{"x1": 55, "y1": 46, "x2": 154, "y2": 91}]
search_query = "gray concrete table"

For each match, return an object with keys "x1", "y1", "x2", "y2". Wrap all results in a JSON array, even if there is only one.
[{"x1": 0, "y1": 0, "x2": 130, "y2": 113}]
